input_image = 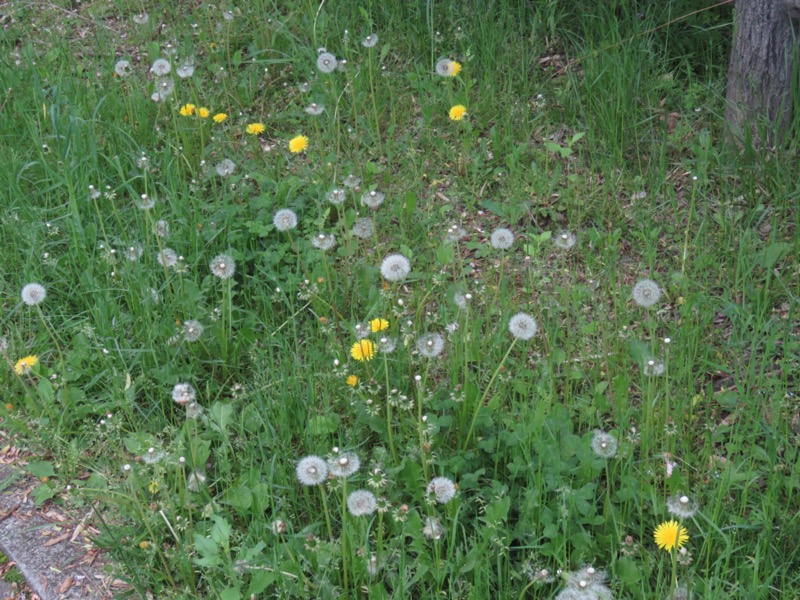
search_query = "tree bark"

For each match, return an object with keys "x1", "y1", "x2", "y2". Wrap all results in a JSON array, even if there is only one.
[{"x1": 726, "y1": 0, "x2": 800, "y2": 144}]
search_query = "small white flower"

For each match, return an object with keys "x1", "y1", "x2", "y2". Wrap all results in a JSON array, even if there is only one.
[{"x1": 21, "y1": 283, "x2": 46, "y2": 306}]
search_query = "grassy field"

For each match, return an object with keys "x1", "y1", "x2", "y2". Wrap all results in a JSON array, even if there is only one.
[{"x1": 0, "y1": 0, "x2": 798, "y2": 598}]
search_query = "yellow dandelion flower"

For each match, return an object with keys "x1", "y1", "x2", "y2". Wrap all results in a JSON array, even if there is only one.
[
  {"x1": 350, "y1": 339, "x2": 376, "y2": 362},
  {"x1": 197, "y1": 107, "x2": 210, "y2": 118},
  {"x1": 289, "y1": 134, "x2": 309, "y2": 153},
  {"x1": 179, "y1": 103, "x2": 196, "y2": 116},
  {"x1": 246, "y1": 122, "x2": 265, "y2": 135},
  {"x1": 370, "y1": 318, "x2": 389, "y2": 333},
  {"x1": 14, "y1": 355, "x2": 39, "y2": 375},
  {"x1": 654, "y1": 520, "x2": 689, "y2": 552},
  {"x1": 139, "y1": 541, "x2": 150, "y2": 550},
  {"x1": 346, "y1": 375, "x2": 358, "y2": 387},
  {"x1": 148, "y1": 480, "x2": 160, "y2": 494},
  {"x1": 450, "y1": 61, "x2": 462, "y2": 77},
  {"x1": 213, "y1": 112, "x2": 228, "y2": 123},
  {"x1": 449, "y1": 105, "x2": 467, "y2": 121}
]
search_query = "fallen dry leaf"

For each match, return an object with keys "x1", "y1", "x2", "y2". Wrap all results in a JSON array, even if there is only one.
[
  {"x1": 57, "y1": 575, "x2": 74, "y2": 594},
  {"x1": 44, "y1": 532, "x2": 70, "y2": 547}
]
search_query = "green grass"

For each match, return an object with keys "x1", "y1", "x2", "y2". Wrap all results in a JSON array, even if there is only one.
[{"x1": 0, "y1": 0, "x2": 797, "y2": 598}]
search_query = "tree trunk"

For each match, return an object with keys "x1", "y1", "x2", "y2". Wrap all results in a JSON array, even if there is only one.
[{"x1": 725, "y1": 0, "x2": 800, "y2": 144}]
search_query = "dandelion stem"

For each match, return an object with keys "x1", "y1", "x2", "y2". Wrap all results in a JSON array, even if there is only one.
[
  {"x1": 383, "y1": 352, "x2": 397, "y2": 463},
  {"x1": 462, "y1": 338, "x2": 517, "y2": 450}
]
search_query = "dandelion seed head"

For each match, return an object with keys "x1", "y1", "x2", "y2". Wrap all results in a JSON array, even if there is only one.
[
  {"x1": 361, "y1": 190, "x2": 385, "y2": 209},
  {"x1": 591, "y1": 430, "x2": 618, "y2": 459},
  {"x1": 643, "y1": 358, "x2": 666, "y2": 376},
  {"x1": 150, "y1": 58, "x2": 171, "y2": 76},
  {"x1": 508, "y1": 312, "x2": 537, "y2": 340},
  {"x1": 347, "y1": 489, "x2": 377, "y2": 516},
  {"x1": 423, "y1": 517, "x2": 445, "y2": 540},
  {"x1": 667, "y1": 493, "x2": 699, "y2": 519},
  {"x1": 378, "y1": 336, "x2": 397, "y2": 353},
  {"x1": 157, "y1": 248, "x2": 178, "y2": 268},
  {"x1": 182, "y1": 320, "x2": 204, "y2": 342},
  {"x1": 632, "y1": 279, "x2": 662, "y2": 307},
  {"x1": 417, "y1": 333, "x2": 445, "y2": 358},
  {"x1": 435, "y1": 58, "x2": 459, "y2": 77},
  {"x1": 311, "y1": 232, "x2": 336, "y2": 251},
  {"x1": 351, "y1": 217, "x2": 375, "y2": 239},
  {"x1": 133, "y1": 13, "x2": 149, "y2": 25},
  {"x1": 155, "y1": 220, "x2": 170, "y2": 238},
  {"x1": 428, "y1": 477, "x2": 457, "y2": 504},
  {"x1": 176, "y1": 58, "x2": 195, "y2": 78},
  {"x1": 273, "y1": 208, "x2": 298, "y2": 231},
  {"x1": 329, "y1": 452, "x2": 360, "y2": 478},
  {"x1": 154, "y1": 77, "x2": 174, "y2": 100},
  {"x1": 326, "y1": 188, "x2": 346, "y2": 205},
  {"x1": 123, "y1": 243, "x2": 143, "y2": 262},
  {"x1": 296, "y1": 456, "x2": 328, "y2": 486},
  {"x1": 114, "y1": 60, "x2": 132, "y2": 77},
  {"x1": 490, "y1": 227, "x2": 514, "y2": 250},
  {"x1": 305, "y1": 103, "x2": 325, "y2": 116},
  {"x1": 215, "y1": 159, "x2": 236, "y2": 177},
  {"x1": 342, "y1": 174, "x2": 361, "y2": 188},
  {"x1": 317, "y1": 52, "x2": 337, "y2": 73},
  {"x1": 380, "y1": 253, "x2": 411, "y2": 282},
  {"x1": 21, "y1": 283, "x2": 46, "y2": 306},
  {"x1": 554, "y1": 230, "x2": 577, "y2": 250},
  {"x1": 209, "y1": 253, "x2": 235, "y2": 279},
  {"x1": 172, "y1": 383, "x2": 196, "y2": 406},
  {"x1": 362, "y1": 33, "x2": 378, "y2": 48}
]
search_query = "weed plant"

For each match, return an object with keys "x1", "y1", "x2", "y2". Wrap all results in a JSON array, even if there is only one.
[{"x1": 0, "y1": 0, "x2": 797, "y2": 598}]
